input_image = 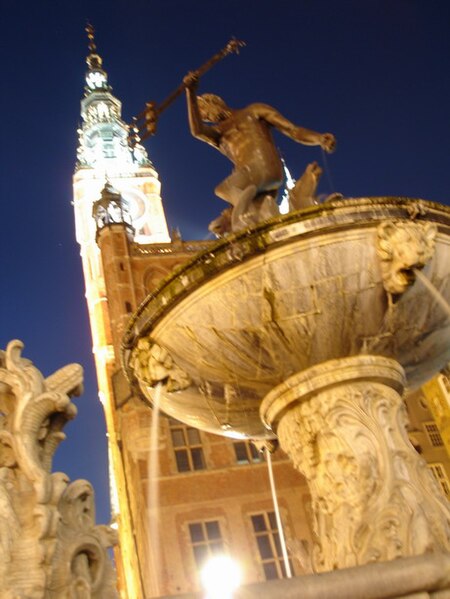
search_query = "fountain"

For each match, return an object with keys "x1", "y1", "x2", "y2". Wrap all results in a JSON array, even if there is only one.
[
  {"x1": 120, "y1": 58, "x2": 450, "y2": 597},
  {"x1": 122, "y1": 195, "x2": 450, "y2": 594}
]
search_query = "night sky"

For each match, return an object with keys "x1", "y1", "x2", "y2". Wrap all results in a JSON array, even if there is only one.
[{"x1": 0, "y1": 1, "x2": 449, "y2": 524}]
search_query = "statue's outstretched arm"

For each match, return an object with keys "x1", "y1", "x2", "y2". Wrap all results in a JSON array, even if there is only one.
[
  {"x1": 184, "y1": 74, "x2": 220, "y2": 149},
  {"x1": 253, "y1": 103, "x2": 336, "y2": 152}
]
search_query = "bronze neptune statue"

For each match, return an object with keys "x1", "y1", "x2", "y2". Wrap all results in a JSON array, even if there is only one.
[{"x1": 183, "y1": 72, "x2": 336, "y2": 234}]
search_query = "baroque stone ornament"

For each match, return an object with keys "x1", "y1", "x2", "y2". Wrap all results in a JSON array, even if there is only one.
[
  {"x1": 376, "y1": 220, "x2": 437, "y2": 295},
  {"x1": 261, "y1": 355, "x2": 450, "y2": 572},
  {"x1": 0, "y1": 340, "x2": 117, "y2": 598},
  {"x1": 129, "y1": 337, "x2": 191, "y2": 392}
]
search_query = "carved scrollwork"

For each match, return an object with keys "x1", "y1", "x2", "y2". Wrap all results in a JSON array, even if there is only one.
[
  {"x1": 54, "y1": 479, "x2": 118, "y2": 598},
  {"x1": 129, "y1": 337, "x2": 191, "y2": 392},
  {"x1": 376, "y1": 220, "x2": 437, "y2": 295},
  {"x1": 277, "y1": 377, "x2": 450, "y2": 572},
  {"x1": 0, "y1": 340, "x2": 117, "y2": 598}
]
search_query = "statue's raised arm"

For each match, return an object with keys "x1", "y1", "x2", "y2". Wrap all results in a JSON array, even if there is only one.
[
  {"x1": 183, "y1": 72, "x2": 222, "y2": 149},
  {"x1": 250, "y1": 103, "x2": 336, "y2": 153},
  {"x1": 183, "y1": 74, "x2": 336, "y2": 235}
]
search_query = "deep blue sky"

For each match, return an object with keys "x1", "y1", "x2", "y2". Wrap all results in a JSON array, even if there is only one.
[{"x1": 0, "y1": 1, "x2": 449, "y2": 524}]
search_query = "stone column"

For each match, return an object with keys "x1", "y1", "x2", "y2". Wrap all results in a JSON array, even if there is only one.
[{"x1": 261, "y1": 355, "x2": 450, "y2": 572}]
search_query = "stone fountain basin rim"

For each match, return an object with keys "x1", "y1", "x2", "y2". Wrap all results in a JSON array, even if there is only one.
[
  {"x1": 122, "y1": 196, "x2": 450, "y2": 378},
  {"x1": 260, "y1": 355, "x2": 406, "y2": 430}
]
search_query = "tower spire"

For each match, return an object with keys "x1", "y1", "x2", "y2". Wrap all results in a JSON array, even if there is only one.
[
  {"x1": 84, "y1": 23, "x2": 109, "y2": 93},
  {"x1": 75, "y1": 24, "x2": 169, "y2": 241},
  {"x1": 86, "y1": 22, "x2": 102, "y2": 70},
  {"x1": 77, "y1": 24, "x2": 152, "y2": 171}
]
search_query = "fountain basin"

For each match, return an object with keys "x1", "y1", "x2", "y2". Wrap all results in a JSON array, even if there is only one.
[{"x1": 122, "y1": 198, "x2": 450, "y2": 439}]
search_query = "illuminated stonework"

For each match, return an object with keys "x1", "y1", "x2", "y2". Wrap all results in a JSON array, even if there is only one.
[
  {"x1": 0, "y1": 340, "x2": 117, "y2": 598},
  {"x1": 75, "y1": 28, "x2": 169, "y2": 245},
  {"x1": 73, "y1": 29, "x2": 171, "y2": 599}
]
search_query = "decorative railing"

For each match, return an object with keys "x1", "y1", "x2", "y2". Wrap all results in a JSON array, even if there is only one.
[{"x1": 132, "y1": 239, "x2": 213, "y2": 255}]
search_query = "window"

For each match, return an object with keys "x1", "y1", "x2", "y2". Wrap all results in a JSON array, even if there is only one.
[
  {"x1": 103, "y1": 143, "x2": 115, "y2": 158},
  {"x1": 169, "y1": 418, "x2": 205, "y2": 472},
  {"x1": 250, "y1": 511, "x2": 292, "y2": 580},
  {"x1": 424, "y1": 422, "x2": 444, "y2": 447},
  {"x1": 188, "y1": 520, "x2": 224, "y2": 569},
  {"x1": 234, "y1": 441, "x2": 262, "y2": 464},
  {"x1": 428, "y1": 463, "x2": 450, "y2": 498}
]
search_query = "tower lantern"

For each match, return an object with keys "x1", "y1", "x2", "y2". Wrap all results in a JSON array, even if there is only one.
[{"x1": 92, "y1": 182, "x2": 134, "y2": 239}]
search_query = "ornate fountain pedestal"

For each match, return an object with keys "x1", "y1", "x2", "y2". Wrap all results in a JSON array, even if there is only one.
[
  {"x1": 124, "y1": 198, "x2": 450, "y2": 591},
  {"x1": 262, "y1": 355, "x2": 450, "y2": 570}
]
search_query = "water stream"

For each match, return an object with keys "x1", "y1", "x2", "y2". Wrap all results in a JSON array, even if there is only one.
[
  {"x1": 414, "y1": 269, "x2": 450, "y2": 319},
  {"x1": 265, "y1": 450, "x2": 292, "y2": 578}
]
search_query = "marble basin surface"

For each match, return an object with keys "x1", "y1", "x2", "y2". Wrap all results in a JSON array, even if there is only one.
[{"x1": 122, "y1": 198, "x2": 450, "y2": 439}]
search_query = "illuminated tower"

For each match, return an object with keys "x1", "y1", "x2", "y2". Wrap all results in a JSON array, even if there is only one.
[
  {"x1": 74, "y1": 26, "x2": 169, "y2": 243},
  {"x1": 73, "y1": 25, "x2": 171, "y2": 598}
]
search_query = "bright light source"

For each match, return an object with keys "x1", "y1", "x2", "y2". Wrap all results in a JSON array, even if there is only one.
[{"x1": 200, "y1": 555, "x2": 241, "y2": 599}]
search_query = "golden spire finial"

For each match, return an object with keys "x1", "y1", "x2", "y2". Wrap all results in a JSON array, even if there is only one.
[
  {"x1": 85, "y1": 22, "x2": 103, "y2": 70},
  {"x1": 86, "y1": 23, "x2": 97, "y2": 54}
]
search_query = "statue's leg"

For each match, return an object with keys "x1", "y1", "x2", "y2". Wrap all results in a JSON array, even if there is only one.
[
  {"x1": 231, "y1": 189, "x2": 280, "y2": 231},
  {"x1": 231, "y1": 184, "x2": 258, "y2": 230},
  {"x1": 256, "y1": 190, "x2": 280, "y2": 220},
  {"x1": 215, "y1": 169, "x2": 280, "y2": 231},
  {"x1": 214, "y1": 168, "x2": 259, "y2": 231},
  {"x1": 214, "y1": 169, "x2": 253, "y2": 206}
]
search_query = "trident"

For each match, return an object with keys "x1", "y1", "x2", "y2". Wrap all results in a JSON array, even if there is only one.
[{"x1": 132, "y1": 38, "x2": 245, "y2": 141}]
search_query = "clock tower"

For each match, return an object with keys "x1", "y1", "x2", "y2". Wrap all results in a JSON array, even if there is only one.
[
  {"x1": 73, "y1": 25, "x2": 172, "y2": 598},
  {"x1": 74, "y1": 25, "x2": 169, "y2": 245}
]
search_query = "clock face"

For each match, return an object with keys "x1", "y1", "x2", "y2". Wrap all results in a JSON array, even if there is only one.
[
  {"x1": 122, "y1": 190, "x2": 146, "y2": 223},
  {"x1": 86, "y1": 71, "x2": 107, "y2": 90}
]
